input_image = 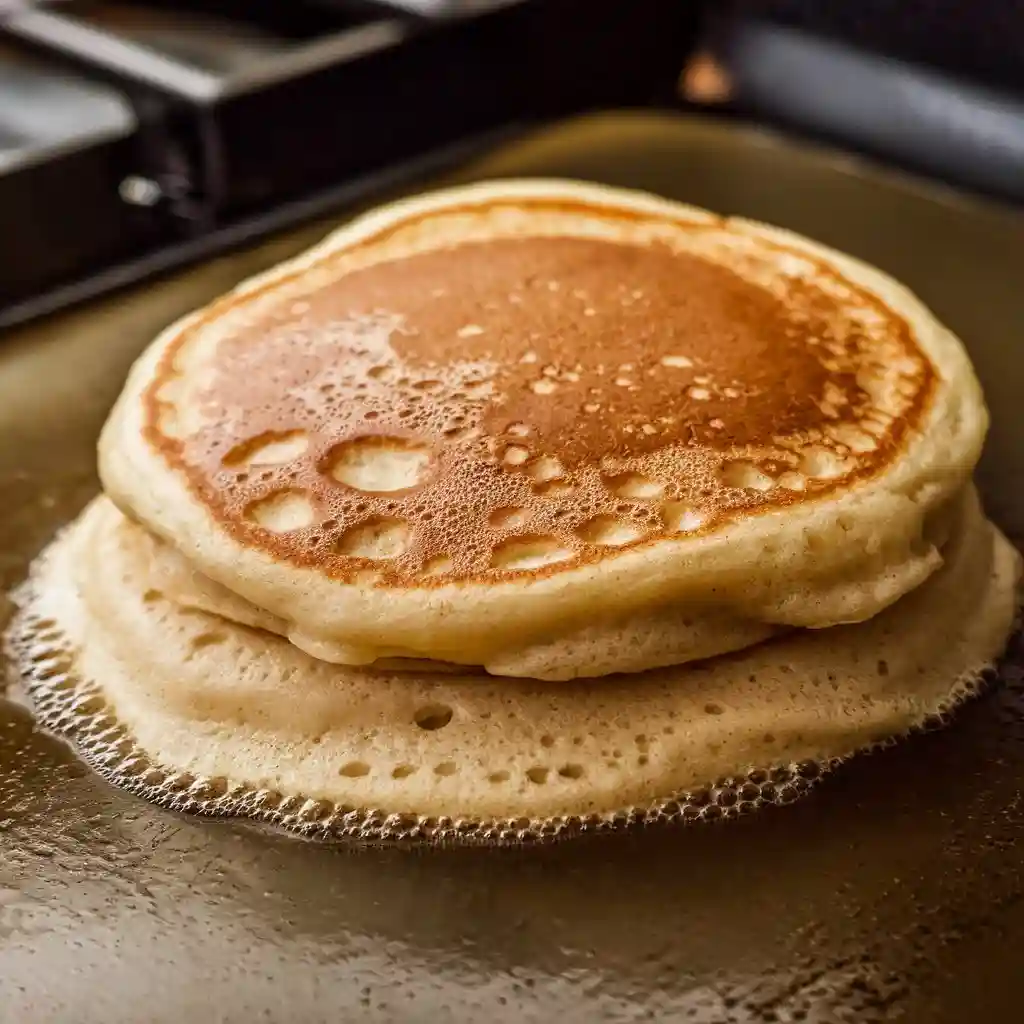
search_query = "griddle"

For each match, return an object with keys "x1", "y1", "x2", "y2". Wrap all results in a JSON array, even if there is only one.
[{"x1": 2, "y1": 110, "x2": 1024, "y2": 1024}]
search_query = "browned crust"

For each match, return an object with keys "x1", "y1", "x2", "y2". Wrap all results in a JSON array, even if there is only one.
[{"x1": 139, "y1": 198, "x2": 936, "y2": 587}]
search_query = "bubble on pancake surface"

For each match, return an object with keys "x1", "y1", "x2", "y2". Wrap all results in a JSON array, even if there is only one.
[
  {"x1": 799, "y1": 445, "x2": 853, "y2": 481},
  {"x1": 422, "y1": 554, "x2": 453, "y2": 575},
  {"x1": 719, "y1": 461, "x2": 775, "y2": 493},
  {"x1": 245, "y1": 490, "x2": 316, "y2": 532},
  {"x1": 325, "y1": 436, "x2": 432, "y2": 493},
  {"x1": 576, "y1": 515, "x2": 645, "y2": 547},
  {"x1": 491, "y1": 535, "x2": 575, "y2": 571},
  {"x1": 336, "y1": 517, "x2": 411, "y2": 560},
  {"x1": 828, "y1": 422, "x2": 878, "y2": 453},
  {"x1": 489, "y1": 506, "x2": 529, "y2": 529},
  {"x1": 777, "y1": 471, "x2": 808, "y2": 493},
  {"x1": 604, "y1": 472, "x2": 664, "y2": 500},
  {"x1": 662, "y1": 501, "x2": 704, "y2": 534},
  {"x1": 146, "y1": 204, "x2": 933, "y2": 587},
  {"x1": 224, "y1": 430, "x2": 309, "y2": 467},
  {"x1": 660, "y1": 354, "x2": 693, "y2": 369},
  {"x1": 501, "y1": 444, "x2": 530, "y2": 468},
  {"x1": 525, "y1": 455, "x2": 565, "y2": 484}
]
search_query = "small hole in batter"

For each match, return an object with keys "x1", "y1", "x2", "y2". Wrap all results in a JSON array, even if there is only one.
[
  {"x1": 190, "y1": 631, "x2": 226, "y2": 650},
  {"x1": 414, "y1": 704, "x2": 453, "y2": 731}
]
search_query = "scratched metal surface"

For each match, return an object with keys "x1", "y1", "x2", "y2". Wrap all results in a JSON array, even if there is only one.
[{"x1": 2, "y1": 113, "x2": 1024, "y2": 1024}]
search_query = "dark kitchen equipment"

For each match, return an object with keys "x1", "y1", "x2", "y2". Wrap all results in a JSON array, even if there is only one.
[{"x1": 0, "y1": 0, "x2": 693, "y2": 326}]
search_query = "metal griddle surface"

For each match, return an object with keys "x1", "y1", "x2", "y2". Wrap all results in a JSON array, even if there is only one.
[{"x1": 2, "y1": 113, "x2": 1024, "y2": 1024}]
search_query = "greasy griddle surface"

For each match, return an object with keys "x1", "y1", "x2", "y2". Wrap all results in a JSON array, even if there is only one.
[{"x1": 3, "y1": 113, "x2": 1024, "y2": 1024}]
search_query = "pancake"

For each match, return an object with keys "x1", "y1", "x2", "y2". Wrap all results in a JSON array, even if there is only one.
[
  {"x1": 141, "y1": 519, "x2": 780, "y2": 678},
  {"x1": 98, "y1": 179, "x2": 988, "y2": 678},
  {"x1": 8, "y1": 489, "x2": 1017, "y2": 838},
  {"x1": 137, "y1": 498, "x2": 957, "y2": 680}
]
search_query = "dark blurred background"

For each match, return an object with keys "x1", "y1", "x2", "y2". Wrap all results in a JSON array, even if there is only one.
[{"x1": 732, "y1": 0, "x2": 1024, "y2": 94}]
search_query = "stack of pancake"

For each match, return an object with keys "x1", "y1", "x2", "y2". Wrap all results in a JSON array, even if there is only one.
[{"x1": 9, "y1": 180, "x2": 1019, "y2": 843}]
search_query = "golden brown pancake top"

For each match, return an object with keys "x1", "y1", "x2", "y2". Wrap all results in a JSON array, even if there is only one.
[{"x1": 145, "y1": 213, "x2": 935, "y2": 585}]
